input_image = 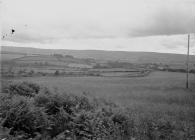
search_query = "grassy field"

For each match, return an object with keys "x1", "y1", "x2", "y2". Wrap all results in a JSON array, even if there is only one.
[
  {"x1": 0, "y1": 53, "x2": 25, "y2": 61},
  {"x1": 9, "y1": 71, "x2": 195, "y2": 110}
]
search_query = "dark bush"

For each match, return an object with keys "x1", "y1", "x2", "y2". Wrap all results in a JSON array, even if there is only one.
[
  {"x1": 54, "y1": 70, "x2": 60, "y2": 76},
  {"x1": 4, "y1": 82, "x2": 40, "y2": 97},
  {"x1": 1, "y1": 96, "x2": 49, "y2": 137}
]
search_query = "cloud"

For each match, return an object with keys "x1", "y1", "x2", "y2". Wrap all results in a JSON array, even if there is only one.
[
  {"x1": 161, "y1": 35, "x2": 187, "y2": 50},
  {"x1": 2, "y1": 0, "x2": 195, "y2": 41},
  {"x1": 130, "y1": 1, "x2": 195, "y2": 37},
  {"x1": 1, "y1": 0, "x2": 195, "y2": 54}
]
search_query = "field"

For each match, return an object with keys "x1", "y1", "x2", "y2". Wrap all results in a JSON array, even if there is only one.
[
  {"x1": 9, "y1": 71, "x2": 195, "y2": 111},
  {"x1": 0, "y1": 53, "x2": 26, "y2": 61},
  {"x1": 1, "y1": 47, "x2": 195, "y2": 79}
]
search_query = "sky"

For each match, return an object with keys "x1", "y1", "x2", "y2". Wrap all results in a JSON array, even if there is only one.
[{"x1": 1, "y1": 0, "x2": 195, "y2": 54}]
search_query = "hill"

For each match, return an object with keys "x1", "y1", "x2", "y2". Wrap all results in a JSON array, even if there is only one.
[{"x1": 1, "y1": 46, "x2": 195, "y2": 64}]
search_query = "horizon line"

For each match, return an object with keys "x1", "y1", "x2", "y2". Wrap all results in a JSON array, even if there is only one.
[{"x1": 1, "y1": 45, "x2": 194, "y2": 56}]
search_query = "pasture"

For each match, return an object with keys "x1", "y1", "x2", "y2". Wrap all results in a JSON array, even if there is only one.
[
  {"x1": 9, "y1": 71, "x2": 195, "y2": 117},
  {"x1": 0, "y1": 53, "x2": 25, "y2": 61}
]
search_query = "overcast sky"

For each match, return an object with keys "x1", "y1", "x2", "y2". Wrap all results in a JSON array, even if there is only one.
[{"x1": 1, "y1": 0, "x2": 195, "y2": 54}]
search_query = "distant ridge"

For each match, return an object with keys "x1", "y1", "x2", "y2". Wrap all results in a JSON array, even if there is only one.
[{"x1": 1, "y1": 46, "x2": 195, "y2": 64}]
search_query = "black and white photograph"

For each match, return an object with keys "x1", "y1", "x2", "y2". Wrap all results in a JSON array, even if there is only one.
[{"x1": 0, "y1": 0, "x2": 195, "y2": 139}]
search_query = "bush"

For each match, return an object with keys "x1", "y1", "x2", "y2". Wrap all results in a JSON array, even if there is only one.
[
  {"x1": 54, "y1": 70, "x2": 60, "y2": 76},
  {"x1": 3, "y1": 82, "x2": 40, "y2": 97},
  {"x1": 0, "y1": 96, "x2": 49, "y2": 137}
]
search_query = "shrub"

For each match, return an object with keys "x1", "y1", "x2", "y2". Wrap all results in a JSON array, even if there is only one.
[
  {"x1": 2, "y1": 97, "x2": 38, "y2": 135},
  {"x1": 4, "y1": 82, "x2": 40, "y2": 97},
  {"x1": 54, "y1": 70, "x2": 60, "y2": 76}
]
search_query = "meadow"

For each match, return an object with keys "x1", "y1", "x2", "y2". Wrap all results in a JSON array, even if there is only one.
[
  {"x1": 11, "y1": 71, "x2": 195, "y2": 105},
  {"x1": 10, "y1": 72, "x2": 195, "y2": 121}
]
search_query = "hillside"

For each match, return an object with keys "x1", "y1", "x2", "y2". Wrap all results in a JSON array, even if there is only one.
[{"x1": 1, "y1": 46, "x2": 195, "y2": 64}]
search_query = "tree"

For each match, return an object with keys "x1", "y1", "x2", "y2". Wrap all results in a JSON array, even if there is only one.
[{"x1": 54, "y1": 70, "x2": 60, "y2": 76}]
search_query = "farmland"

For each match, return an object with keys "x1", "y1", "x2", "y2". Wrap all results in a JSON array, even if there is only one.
[
  {"x1": 9, "y1": 71, "x2": 195, "y2": 106},
  {"x1": 1, "y1": 46, "x2": 195, "y2": 79}
]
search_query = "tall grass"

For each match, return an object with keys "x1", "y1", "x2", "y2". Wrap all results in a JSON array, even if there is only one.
[{"x1": 0, "y1": 81, "x2": 194, "y2": 140}]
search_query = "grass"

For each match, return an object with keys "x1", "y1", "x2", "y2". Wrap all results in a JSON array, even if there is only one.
[
  {"x1": 7, "y1": 72, "x2": 195, "y2": 119},
  {"x1": 1, "y1": 71, "x2": 195, "y2": 139},
  {"x1": 10, "y1": 71, "x2": 195, "y2": 103},
  {"x1": 0, "y1": 54, "x2": 25, "y2": 61}
]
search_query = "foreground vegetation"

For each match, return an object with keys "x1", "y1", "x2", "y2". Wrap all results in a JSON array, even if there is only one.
[{"x1": 0, "y1": 81, "x2": 194, "y2": 140}]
